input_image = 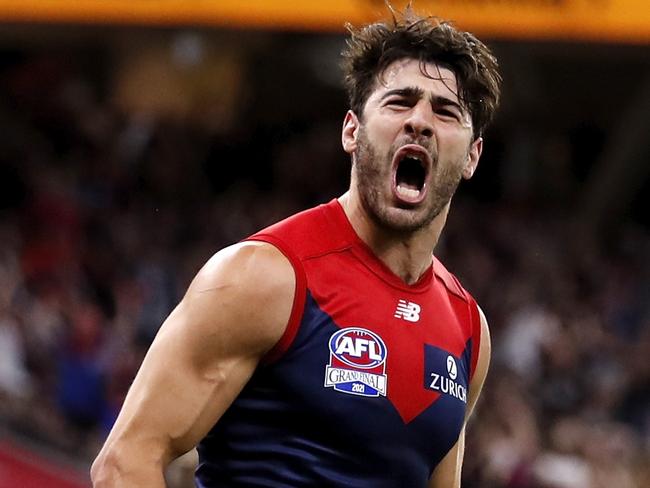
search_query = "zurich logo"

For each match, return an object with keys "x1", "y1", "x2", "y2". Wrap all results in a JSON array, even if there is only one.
[
  {"x1": 447, "y1": 355, "x2": 458, "y2": 380},
  {"x1": 325, "y1": 327, "x2": 388, "y2": 397},
  {"x1": 424, "y1": 346, "x2": 467, "y2": 404},
  {"x1": 328, "y1": 327, "x2": 387, "y2": 369}
]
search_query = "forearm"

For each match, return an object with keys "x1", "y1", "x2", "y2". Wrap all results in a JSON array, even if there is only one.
[{"x1": 91, "y1": 443, "x2": 169, "y2": 488}]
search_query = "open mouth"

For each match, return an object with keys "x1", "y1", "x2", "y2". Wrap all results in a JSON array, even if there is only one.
[{"x1": 392, "y1": 145, "x2": 430, "y2": 204}]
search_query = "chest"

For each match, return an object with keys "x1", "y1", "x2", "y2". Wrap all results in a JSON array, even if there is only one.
[{"x1": 267, "y1": 253, "x2": 474, "y2": 468}]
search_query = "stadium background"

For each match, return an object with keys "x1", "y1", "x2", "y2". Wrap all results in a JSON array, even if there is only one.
[{"x1": 0, "y1": 1, "x2": 648, "y2": 486}]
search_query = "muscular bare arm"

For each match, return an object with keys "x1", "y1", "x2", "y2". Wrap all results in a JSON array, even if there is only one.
[
  {"x1": 429, "y1": 306, "x2": 491, "y2": 488},
  {"x1": 91, "y1": 242, "x2": 295, "y2": 487}
]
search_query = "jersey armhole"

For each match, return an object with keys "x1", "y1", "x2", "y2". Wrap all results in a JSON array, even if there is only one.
[
  {"x1": 468, "y1": 296, "x2": 482, "y2": 381},
  {"x1": 244, "y1": 234, "x2": 307, "y2": 365}
]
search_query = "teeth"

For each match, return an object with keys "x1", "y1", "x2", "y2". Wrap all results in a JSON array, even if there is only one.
[
  {"x1": 405, "y1": 154, "x2": 422, "y2": 162},
  {"x1": 396, "y1": 185, "x2": 420, "y2": 199}
]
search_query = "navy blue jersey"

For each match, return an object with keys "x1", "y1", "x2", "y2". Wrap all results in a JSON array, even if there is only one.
[{"x1": 195, "y1": 200, "x2": 482, "y2": 487}]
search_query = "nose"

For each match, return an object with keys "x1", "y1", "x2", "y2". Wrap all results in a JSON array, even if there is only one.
[{"x1": 404, "y1": 102, "x2": 434, "y2": 139}]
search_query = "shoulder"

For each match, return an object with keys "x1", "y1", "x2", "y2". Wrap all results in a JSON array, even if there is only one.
[
  {"x1": 250, "y1": 199, "x2": 347, "y2": 260},
  {"x1": 476, "y1": 304, "x2": 491, "y2": 371},
  {"x1": 431, "y1": 257, "x2": 471, "y2": 302},
  {"x1": 476, "y1": 304, "x2": 491, "y2": 346},
  {"x1": 179, "y1": 241, "x2": 296, "y2": 356},
  {"x1": 474, "y1": 304, "x2": 491, "y2": 381},
  {"x1": 466, "y1": 303, "x2": 491, "y2": 418},
  {"x1": 194, "y1": 240, "x2": 295, "y2": 293}
]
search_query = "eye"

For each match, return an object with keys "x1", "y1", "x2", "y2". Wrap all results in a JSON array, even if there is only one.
[
  {"x1": 435, "y1": 108, "x2": 460, "y2": 120},
  {"x1": 385, "y1": 98, "x2": 411, "y2": 108}
]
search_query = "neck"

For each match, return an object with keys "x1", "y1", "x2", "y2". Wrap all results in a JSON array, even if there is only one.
[{"x1": 338, "y1": 191, "x2": 450, "y2": 285}]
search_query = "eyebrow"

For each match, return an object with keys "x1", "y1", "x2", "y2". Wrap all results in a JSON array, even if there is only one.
[{"x1": 380, "y1": 86, "x2": 464, "y2": 113}]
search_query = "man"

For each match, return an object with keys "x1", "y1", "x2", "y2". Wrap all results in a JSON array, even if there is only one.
[{"x1": 92, "y1": 6, "x2": 501, "y2": 487}]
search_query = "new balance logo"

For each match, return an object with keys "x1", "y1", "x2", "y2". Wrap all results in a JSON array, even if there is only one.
[{"x1": 394, "y1": 300, "x2": 421, "y2": 322}]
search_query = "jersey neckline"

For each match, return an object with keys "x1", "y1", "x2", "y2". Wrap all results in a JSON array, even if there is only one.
[{"x1": 322, "y1": 198, "x2": 434, "y2": 293}]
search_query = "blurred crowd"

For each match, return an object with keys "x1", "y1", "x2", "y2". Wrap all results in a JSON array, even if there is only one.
[
  {"x1": 443, "y1": 201, "x2": 650, "y2": 487},
  {"x1": 0, "y1": 44, "x2": 648, "y2": 488}
]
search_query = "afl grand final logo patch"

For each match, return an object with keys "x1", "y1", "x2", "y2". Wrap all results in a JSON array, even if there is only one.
[{"x1": 324, "y1": 327, "x2": 388, "y2": 397}]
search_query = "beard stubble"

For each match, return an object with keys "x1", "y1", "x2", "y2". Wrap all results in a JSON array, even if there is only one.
[{"x1": 353, "y1": 127, "x2": 466, "y2": 234}]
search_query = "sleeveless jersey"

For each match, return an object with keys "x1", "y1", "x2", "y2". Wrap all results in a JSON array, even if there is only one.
[{"x1": 195, "y1": 199, "x2": 482, "y2": 487}]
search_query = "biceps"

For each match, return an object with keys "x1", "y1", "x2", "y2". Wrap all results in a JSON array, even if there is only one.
[
  {"x1": 141, "y1": 329, "x2": 258, "y2": 451},
  {"x1": 109, "y1": 304, "x2": 261, "y2": 460}
]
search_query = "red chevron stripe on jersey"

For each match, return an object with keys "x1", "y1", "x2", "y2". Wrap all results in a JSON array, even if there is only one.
[{"x1": 256, "y1": 199, "x2": 481, "y2": 423}]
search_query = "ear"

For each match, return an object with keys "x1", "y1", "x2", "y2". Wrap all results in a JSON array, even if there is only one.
[
  {"x1": 462, "y1": 137, "x2": 483, "y2": 179},
  {"x1": 341, "y1": 110, "x2": 360, "y2": 155}
]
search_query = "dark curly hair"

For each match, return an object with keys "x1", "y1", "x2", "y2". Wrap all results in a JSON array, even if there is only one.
[{"x1": 341, "y1": 4, "x2": 501, "y2": 139}]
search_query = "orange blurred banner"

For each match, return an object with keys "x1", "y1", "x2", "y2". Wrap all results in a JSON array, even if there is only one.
[{"x1": 0, "y1": 0, "x2": 648, "y2": 43}]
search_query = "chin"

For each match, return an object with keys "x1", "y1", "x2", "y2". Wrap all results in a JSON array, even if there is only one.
[{"x1": 371, "y1": 204, "x2": 438, "y2": 234}]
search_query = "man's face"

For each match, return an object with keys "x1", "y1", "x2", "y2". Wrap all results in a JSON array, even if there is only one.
[{"x1": 342, "y1": 58, "x2": 482, "y2": 232}]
